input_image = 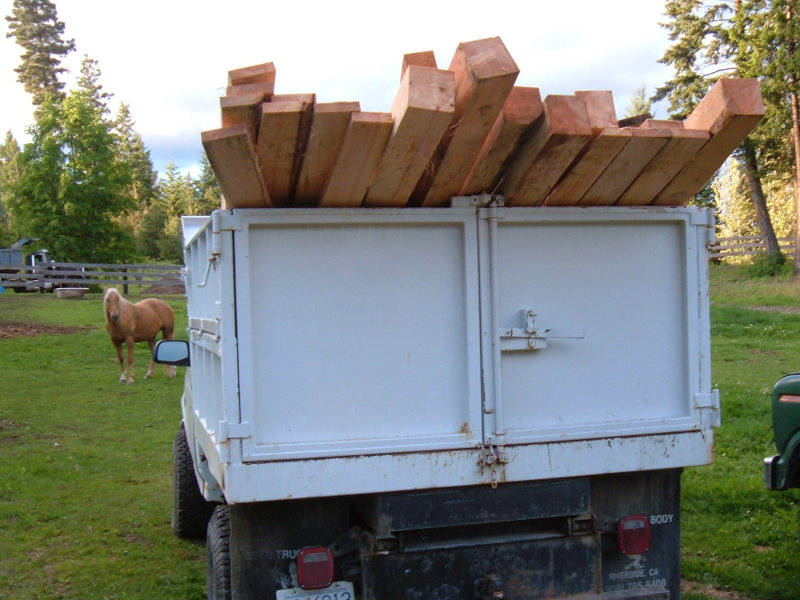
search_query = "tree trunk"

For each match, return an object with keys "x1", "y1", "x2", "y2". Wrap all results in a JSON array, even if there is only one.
[
  {"x1": 788, "y1": 6, "x2": 800, "y2": 273},
  {"x1": 791, "y1": 88, "x2": 800, "y2": 273},
  {"x1": 741, "y1": 138, "x2": 781, "y2": 256}
]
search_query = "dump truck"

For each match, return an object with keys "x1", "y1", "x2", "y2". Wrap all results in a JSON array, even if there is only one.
[
  {"x1": 0, "y1": 238, "x2": 56, "y2": 292},
  {"x1": 155, "y1": 196, "x2": 719, "y2": 600}
]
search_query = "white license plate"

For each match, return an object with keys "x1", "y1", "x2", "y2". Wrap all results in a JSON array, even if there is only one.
[{"x1": 275, "y1": 581, "x2": 355, "y2": 600}]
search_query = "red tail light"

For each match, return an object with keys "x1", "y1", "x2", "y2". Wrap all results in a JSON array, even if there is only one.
[
  {"x1": 618, "y1": 515, "x2": 650, "y2": 555},
  {"x1": 297, "y1": 546, "x2": 334, "y2": 590}
]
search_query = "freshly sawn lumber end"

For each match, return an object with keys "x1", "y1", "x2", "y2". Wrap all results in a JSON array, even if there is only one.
[
  {"x1": 575, "y1": 90, "x2": 617, "y2": 136},
  {"x1": 460, "y1": 86, "x2": 543, "y2": 196},
  {"x1": 256, "y1": 97, "x2": 315, "y2": 205},
  {"x1": 201, "y1": 124, "x2": 271, "y2": 209},
  {"x1": 544, "y1": 127, "x2": 631, "y2": 206},
  {"x1": 220, "y1": 93, "x2": 268, "y2": 141},
  {"x1": 579, "y1": 127, "x2": 671, "y2": 206},
  {"x1": 499, "y1": 94, "x2": 592, "y2": 206},
  {"x1": 228, "y1": 62, "x2": 276, "y2": 87},
  {"x1": 319, "y1": 112, "x2": 393, "y2": 207},
  {"x1": 365, "y1": 66, "x2": 455, "y2": 207},
  {"x1": 417, "y1": 36, "x2": 519, "y2": 207},
  {"x1": 295, "y1": 101, "x2": 361, "y2": 206},
  {"x1": 401, "y1": 50, "x2": 437, "y2": 80},
  {"x1": 653, "y1": 78, "x2": 764, "y2": 205}
]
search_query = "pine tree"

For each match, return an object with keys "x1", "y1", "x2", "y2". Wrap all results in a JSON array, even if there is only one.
[
  {"x1": 5, "y1": 0, "x2": 75, "y2": 109},
  {"x1": 734, "y1": 0, "x2": 800, "y2": 271},
  {"x1": 192, "y1": 153, "x2": 221, "y2": 215},
  {"x1": 0, "y1": 131, "x2": 22, "y2": 244},
  {"x1": 115, "y1": 103, "x2": 157, "y2": 210},
  {"x1": 656, "y1": 0, "x2": 782, "y2": 260},
  {"x1": 624, "y1": 85, "x2": 654, "y2": 119}
]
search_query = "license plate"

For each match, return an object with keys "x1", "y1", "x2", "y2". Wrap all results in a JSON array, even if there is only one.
[{"x1": 275, "y1": 581, "x2": 355, "y2": 600}]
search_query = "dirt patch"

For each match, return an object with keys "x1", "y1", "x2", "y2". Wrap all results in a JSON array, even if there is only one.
[
  {"x1": 0, "y1": 321, "x2": 88, "y2": 340},
  {"x1": 142, "y1": 283, "x2": 185, "y2": 295},
  {"x1": 682, "y1": 581, "x2": 754, "y2": 600}
]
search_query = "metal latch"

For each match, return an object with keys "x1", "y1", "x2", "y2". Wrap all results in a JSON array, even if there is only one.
[
  {"x1": 477, "y1": 440, "x2": 509, "y2": 489},
  {"x1": 498, "y1": 308, "x2": 585, "y2": 352}
]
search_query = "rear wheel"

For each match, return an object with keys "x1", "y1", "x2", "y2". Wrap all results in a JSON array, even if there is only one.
[
  {"x1": 172, "y1": 425, "x2": 215, "y2": 539},
  {"x1": 207, "y1": 505, "x2": 232, "y2": 600}
]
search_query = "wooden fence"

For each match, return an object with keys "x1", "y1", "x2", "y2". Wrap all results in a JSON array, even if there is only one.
[
  {"x1": 708, "y1": 236, "x2": 796, "y2": 259},
  {"x1": 0, "y1": 262, "x2": 184, "y2": 294}
]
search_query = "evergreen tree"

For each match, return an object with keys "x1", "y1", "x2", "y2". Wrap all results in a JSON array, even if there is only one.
[
  {"x1": 733, "y1": 0, "x2": 800, "y2": 271},
  {"x1": 5, "y1": 0, "x2": 75, "y2": 110},
  {"x1": 192, "y1": 153, "x2": 221, "y2": 215},
  {"x1": 624, "y1": 84, "x2": 654, "y2": 119},
  {"x1": 656, "y1": 0, "x2": 782, "y2": 260},
  {"x1": 136, "y1": 196, "x2": 168, "y2": 259},
  {"x1": 135, "y1": 161, "x2": 193, "y2": 261},
  {"x1": 76, "y1": 54, "x2": 112, "y2": 115},
  {"x1": 115, "y1": 103, "x2": 157, "y2": 210},
  {"x1": 0, "y1": 131, "x2": 22, "y2": 245}
]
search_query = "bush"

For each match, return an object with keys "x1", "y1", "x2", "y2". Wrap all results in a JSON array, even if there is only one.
[{"x1": 743, "y1": 251, "x2": 793, "y2": 279}]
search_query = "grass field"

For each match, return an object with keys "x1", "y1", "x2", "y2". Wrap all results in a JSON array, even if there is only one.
[{"x1": 1, "y1": 268, "x2": 800, "y2": 599}]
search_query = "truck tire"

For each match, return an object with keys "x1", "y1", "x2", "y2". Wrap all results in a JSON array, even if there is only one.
[
  {"x1": 172, "y1": 425, "x2": 215, "y2": 539},
  {"x1": 207, "y1": 505, "x2": 232, "y2": 600}
]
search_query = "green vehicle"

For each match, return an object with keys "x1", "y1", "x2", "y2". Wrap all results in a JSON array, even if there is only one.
[{"x1": 764, "y1": 373, "x2": 800, "y2": 492}]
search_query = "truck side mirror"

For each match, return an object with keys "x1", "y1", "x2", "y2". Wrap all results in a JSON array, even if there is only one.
[{"x1": 153, "y1": 340, "x2": 191, "y2": 367}]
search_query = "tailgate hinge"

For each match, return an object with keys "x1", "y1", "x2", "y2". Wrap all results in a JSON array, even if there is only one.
[
  {"x1": 694, "y1": 389, "x2": 721, "y2": 427},
  {"x1": 218, "y1": 420, "x2": 251, "y2": 441}
]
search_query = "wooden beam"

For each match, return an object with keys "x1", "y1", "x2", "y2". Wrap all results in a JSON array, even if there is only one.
[
  {"x1": 201, "y1": 124, "x2": 271, "y2": 209},
  {"x1": 401, "y1": 50, "x2": 437, "y2": 80},
  {"x1": 364, "y1": 66, "x2": 455, "y2": 207},
  {"x1": 638, "y1": 118, "x2": 686, "y2": 130},
  {"x1": 228, "y1": 62, "x2": 276, "y2": 87},
  {"x1": 294, "y1": 101, "x2": 361, "y2": 206},
  {"x1": 616, "y1": 128, "x2": 710, "y2": 205},
  {"x1": 415, "y1": 37, "x2": 519, "y2": 207},
  {"x1": 256, "y1": 97, "x2": 315, "y2": 205},
  {"x1": 653, "y1": 78, "x2": 764, "y2": 205},
  {"x1": 225, "y1": 81, "x2": 274, "y2": 98},
  {"x1": 499, "y1": 94, "x2": 592, "y2": 206},
  {"x1": 544, "y1": 128, "x2": 632, "y2": 205},
  {"x1": 579, "y1": 128, "x2": 671, "y2": 205},
  {"x1": 459, "y1": 86, "x2": 543, "y2": 195},
  {"x1": 574, "y1": 90, "x2": 617, "y2": 136},
  {"x1": 319, "y1": 112, "x2": 393, "y2": 207},
  {"x1": 220, "y1": 93, "x2": 267, "y2": 141}
]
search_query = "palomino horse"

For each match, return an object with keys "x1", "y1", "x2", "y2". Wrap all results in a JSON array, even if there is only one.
[{"x1": 103, "y1": 287, "x2": 176, "y2": 384}]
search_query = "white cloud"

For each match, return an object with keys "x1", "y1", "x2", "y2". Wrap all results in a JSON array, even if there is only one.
[{"x1": 1, "y1": 0, "x2": 674, "y2": 175}]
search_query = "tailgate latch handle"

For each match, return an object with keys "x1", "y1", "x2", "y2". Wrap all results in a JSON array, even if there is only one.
[{"x1": 498, "y1": 307, "x2": 584, "y2": 352}]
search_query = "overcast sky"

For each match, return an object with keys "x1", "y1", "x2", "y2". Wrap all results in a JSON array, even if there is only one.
[{"x1": 1, "y1": 0, "x2": 675, "y2": 178}]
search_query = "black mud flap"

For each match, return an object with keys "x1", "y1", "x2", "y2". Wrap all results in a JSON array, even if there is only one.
[{"x1": 361, "y1": 534, "x2": 600, "y2": 600}]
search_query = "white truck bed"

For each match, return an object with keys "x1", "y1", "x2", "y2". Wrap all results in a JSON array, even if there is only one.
[{"x1": 181, "y1": 199, "x2": 717, "y2": 504}]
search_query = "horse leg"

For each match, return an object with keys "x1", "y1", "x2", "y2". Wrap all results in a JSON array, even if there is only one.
[
  {"x1": 114, "y1": 342, "x2": 127, "y2": 383},
  {"x1": 162, "y1": 326, "x2": 176, "y2": 378},
  {"x1": 145, "y1": 338, "x2": 156, "y2": 379},
  {"x1": 125, "y1": 338, "x2": 136, "y2": 385}
]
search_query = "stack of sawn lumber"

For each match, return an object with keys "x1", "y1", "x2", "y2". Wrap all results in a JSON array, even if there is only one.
[{"x1": 201, "y1": 36, "x2": 765, "y2": 210}]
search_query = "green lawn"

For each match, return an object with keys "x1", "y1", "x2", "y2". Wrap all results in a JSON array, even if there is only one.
[
  {"x1": 0, "y1": 290, "x2": 205, "y2": 599},
  {"x1": 1, "y1": 266, "x2": 800, "y2": 599}
]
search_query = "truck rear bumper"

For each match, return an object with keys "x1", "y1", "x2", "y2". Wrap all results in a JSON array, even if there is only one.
[{"x1": 764, "y1": 454, "x2": 781, "y2": 490}]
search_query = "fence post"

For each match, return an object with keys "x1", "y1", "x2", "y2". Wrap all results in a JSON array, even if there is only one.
[{"x1": 122, "y1": 268, "x2": 128, "y2": 295}]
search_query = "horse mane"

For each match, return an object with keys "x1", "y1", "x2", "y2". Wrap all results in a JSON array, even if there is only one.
[{"x1": 104, "y1": 287, "x2": 130, "y2": 326}]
